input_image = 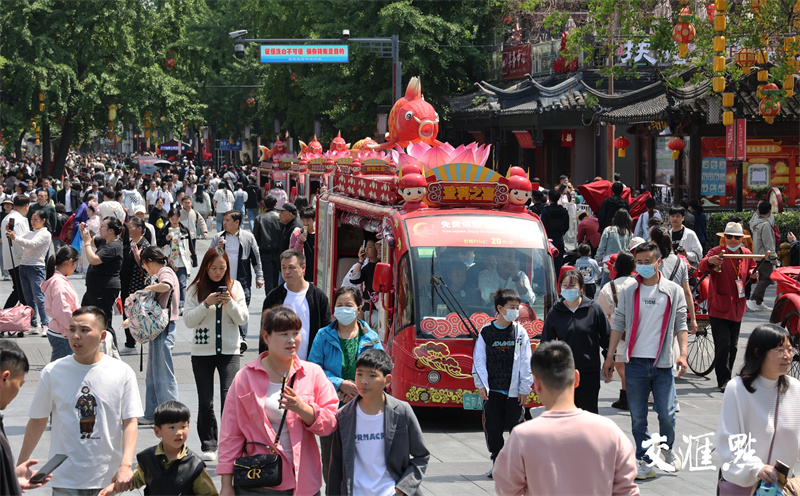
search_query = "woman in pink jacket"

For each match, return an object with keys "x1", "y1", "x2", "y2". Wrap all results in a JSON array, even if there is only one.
[
  {"x1": 218, "y1": 306, "x2": 338, "y2": 496},
  {"x1": 41, "y1": 245, "x2": 81, "y2": 361}
]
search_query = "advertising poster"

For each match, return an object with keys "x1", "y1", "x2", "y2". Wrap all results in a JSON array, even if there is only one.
[{"x1": 700, "y1": 137, "x2": 799, "y2": 207}]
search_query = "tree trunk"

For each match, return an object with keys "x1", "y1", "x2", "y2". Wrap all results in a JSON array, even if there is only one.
[
  {"x1": 42, "y1": 118, "x2": 52, "y2": 177},
  {"x1": 50, "y1": 121, "x2": 76, "y2": 180},
  {"x1": 15, "y1": 130, "x2": 25, "y2": 159}
]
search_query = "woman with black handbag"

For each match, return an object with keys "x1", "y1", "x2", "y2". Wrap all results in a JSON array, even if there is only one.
[
  {"x1": 716, "y1": 324, "x2": 800, "y2": 495},
  {"x1": 218, "y1": 306, "x2": 338, "y2": 496}
]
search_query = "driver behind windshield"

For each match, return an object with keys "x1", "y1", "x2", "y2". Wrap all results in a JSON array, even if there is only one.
[
  {"x1": 479, "y1": 253, "x2": 535, "y2": 306},
  {"x1": 438, "y1": 261, "x2": 480, "y2": 307}
]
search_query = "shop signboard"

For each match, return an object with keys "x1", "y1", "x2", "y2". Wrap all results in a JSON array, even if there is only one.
[{"x1": 700, "y1": 137, "x2": 799, "y2": 207}]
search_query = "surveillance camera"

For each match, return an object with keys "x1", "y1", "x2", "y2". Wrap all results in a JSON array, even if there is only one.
[
  {"x1": 229, "y1": 30, "x2": 248, "y2": 39},
  {"x1": 342, "y1": 29, "x2": 350, "y2": 41},
  {"x1": 234, "y1": 44, "x2": 245, "y2": 60}
]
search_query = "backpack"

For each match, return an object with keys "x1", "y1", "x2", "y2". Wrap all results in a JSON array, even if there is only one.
[{"x1": 124, "y1": 284, "x2": 172, "y2": 343}]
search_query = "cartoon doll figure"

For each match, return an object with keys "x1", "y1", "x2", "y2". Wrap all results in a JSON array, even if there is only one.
[
  {"x1": 503, "y1": 174, "x2": 533, "y2": 213},
  {"x1": 75, "y1": 385, "x2": 98, "y2": 439},
  {"x1": 398, "y1": 165, "x2": 428, "y2": 212}
]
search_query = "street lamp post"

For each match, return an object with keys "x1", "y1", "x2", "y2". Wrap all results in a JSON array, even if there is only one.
[{"x1": 231, "y1": 33, "x2": 402, "y2": 102}]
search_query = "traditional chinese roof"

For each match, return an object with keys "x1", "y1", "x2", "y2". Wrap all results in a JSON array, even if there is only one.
[{"x1": 588, "y1": 70, "x2": 800, "y2": 124}]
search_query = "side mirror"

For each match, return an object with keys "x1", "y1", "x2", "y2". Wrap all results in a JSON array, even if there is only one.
[{"x1": 373, "y1": 262, "x2": 393, "y2": 293}]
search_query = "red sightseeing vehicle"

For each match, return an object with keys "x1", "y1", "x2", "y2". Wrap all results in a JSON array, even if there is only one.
[{"x1": 314, "y1": 147, "x2": 558, "y2": 409}]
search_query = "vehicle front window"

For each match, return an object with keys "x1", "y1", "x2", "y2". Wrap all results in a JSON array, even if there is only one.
[{"x1": 410, "y1": 245, "x2": 553, "y2": 339}]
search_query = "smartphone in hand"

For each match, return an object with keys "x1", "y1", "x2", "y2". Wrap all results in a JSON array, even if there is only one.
[{"x1": 29, "y1": 454, "x2": 68, "y2": 484}]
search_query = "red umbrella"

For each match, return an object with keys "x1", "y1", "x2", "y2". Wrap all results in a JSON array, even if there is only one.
[{"x1": 576, "y1": 180, "x2": 652, "y2": 223}]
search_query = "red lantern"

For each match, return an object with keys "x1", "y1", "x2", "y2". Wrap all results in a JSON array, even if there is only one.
[
  {"x1": 668, "y1": 137, "x2": 686, "y2": 159},
  {"x1": 706, "y1": 3, "x2": 716, "y2": 20},
  {"x1": 673, "y1": 8, "x2": 696, "y2": 58},
  {"x1": 735, "y1": 48, "x2": 757, "y2": 74},
  {"x1": 614, "y1": 136, "x2": 631, "y2": 157},
  {"x1": 246, "y1": 95, "x2": 255, "y2": 107},
  {"x1": 165, "y1": 51, "x2": 176, "y2": 69}
]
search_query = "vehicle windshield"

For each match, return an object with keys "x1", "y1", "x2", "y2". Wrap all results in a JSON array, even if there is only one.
[{"x1": 409, "y1": 244, "x2": 554, "y2": 340}]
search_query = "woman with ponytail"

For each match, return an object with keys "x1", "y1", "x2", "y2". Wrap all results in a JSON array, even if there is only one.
[
  {"x1": 41, "y1": 246, "x2": 80, "y2": 361},
  {"x1": 138, "y1": 245, "x2": 180, "y2": 423},
  {"x1": 6, "y1": 209, "x2": 52, "y2": 335}
]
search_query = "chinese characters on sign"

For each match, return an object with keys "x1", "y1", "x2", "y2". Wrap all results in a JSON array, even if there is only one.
[
  {"x1": 618, "y1": 40, "x2": 686, "y2": 66},
  {"x1": 701, "y1": 158, "x2": 727, "y2": 196},
  {"x1": 441, "y1": 185, "x2": 496, "y2": 203},
  {"x1": 502, "y1": 43, "x2": 532, "y2": 81},
  {"x1": 643, "y1": 431, "x2": 761, "y2": 473},
  {"x1": 260, "y1": 44, "x2": 349, "y2": 63}
]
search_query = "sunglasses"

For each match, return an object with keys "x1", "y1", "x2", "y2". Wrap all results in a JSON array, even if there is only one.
[{"x1": 725, "y1": 234, "x2": 742, "y2": 240}]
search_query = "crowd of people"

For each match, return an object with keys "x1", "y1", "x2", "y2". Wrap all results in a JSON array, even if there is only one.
[{"x1": 0, "y1": 151, "x2": 799, "y2": 496}]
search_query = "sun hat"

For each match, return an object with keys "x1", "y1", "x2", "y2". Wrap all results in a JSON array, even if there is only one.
[
  {"x1": 629, "y1": 236, "x2": 646, "y2": 251},
  {"x1": 716, "y1": 222, "x2": 751, "y2": 238}
]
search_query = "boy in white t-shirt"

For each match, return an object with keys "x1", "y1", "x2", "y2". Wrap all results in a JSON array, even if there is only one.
[
  {"x1": 16, "y1": 306, "x2": 143, "y2": 495},
  {"x1": 328, "y1": 349, "x2": 429, "y2": 496}
]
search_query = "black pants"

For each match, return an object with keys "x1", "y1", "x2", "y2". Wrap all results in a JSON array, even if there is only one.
[
  {"x1": 575, "y1": 371, "x2": 601, "y2": 413},
  {"x1": 482, "y1": 391, "x2": 524, "y2": 460},
  {"x1": 710, "y1": 316, "x2": 741, "y2": 388},
  {"x1": 82, "y1": 287, "x2": 120, "y2": 346},
  {"x1": 584, "y1": 283, "x2": 597, "y2": 300},
  {"x1": 191, "y1": 354, "x2": 240, "y2": 452},
  {"x1": 3, "y1": 266, "x2": 25, "y2": 309}
]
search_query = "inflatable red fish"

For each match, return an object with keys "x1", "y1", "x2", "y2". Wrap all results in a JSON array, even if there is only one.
[
  {"x1": 330, "y1": 131, "x2": 350, "y2": 153},
  {"x1": 369, "y1": 77, "x2": 442, "y2": 150}
]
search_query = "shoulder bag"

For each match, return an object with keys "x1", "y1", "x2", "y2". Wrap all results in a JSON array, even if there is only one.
[
  {"x1": 717, "y1": 387, "x2": 780, "y2": 496},
  {"x1": 233, "y1": 375, "x2": 297, "y2": 488}
]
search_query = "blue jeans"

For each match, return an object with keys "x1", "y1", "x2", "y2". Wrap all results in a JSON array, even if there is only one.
[
  {"x1": 625, "y1": 358, "x2": 677, "y2": 461},
  {"x1": 216, "y1": 212, "x2": 226, "y2": 232},
  {"x1": 48, "y1": 333, "x2": 73, "y2": 362},
  {"x1": 176, "y1": 266, "x2": 188, "y2": 308},
  {"x1": 144, "y1": 321, "x2": 179, "y2": 418},
  {"x1": 239, "y1": 284, "x2": 251, "y2": 340},
  {"x1": 246, "y1": 208, "x2": 259, "y2": 230},
  {"x1": 19, "y1": 264, "x2": 48, "y2": 327}
]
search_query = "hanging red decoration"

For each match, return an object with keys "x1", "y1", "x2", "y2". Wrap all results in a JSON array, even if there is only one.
[
  {"x1": 735, "y1": 48, "x2": 757, "y2": 74},
  {"x1": 614, "y1": 136, "x2": 631, "y2": 157},
  {"x1": 246, "y1": 95, "x2": 255, "y2": 107},
  {"x1": 165, "y1": 51, "x2": 176, "y2": 69},
  {"x1": 668, "y1": 137, "x2": 686, "y2": 159},
  {"x1": 759, "y1": 83, "x2": 782, "y2": 124},
  {"x1": 706, "y1": 3, "x2": 715, "y2": 19},
  {"x1": 673, "y1": 8, "x2": 696, "y2": 58}
]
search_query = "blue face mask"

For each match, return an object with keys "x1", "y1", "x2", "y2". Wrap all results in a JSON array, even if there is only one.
[
  {"x1": 334, "y1": 307, "x2": 358, "y2": 326},
  {"x1": 561, "y1": 288, "x2": 581, "y2": 302},
  {"x1": 636, "y1": 263, "x2": 657, "y2": 279},
  {"x1": 464, "y1": 259, "x2": 474, "y2": 267},
  {"x1": 727, "y1": 243, "x2": 742, "y2": 252}
]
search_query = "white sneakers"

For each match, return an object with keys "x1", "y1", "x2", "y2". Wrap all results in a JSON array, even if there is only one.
[
  {"x1": 661, "y1": 448, "x2": 682, "y2": 472},
  {"x1": 636, "y1": 459, "x2": 656, "y2": 480},
  {"x1": 747, "y1": 300, "x2": 772, "y2": 312},
  {"x1": 202, "y1": 451, "x2": 217, "y2": 462},
  {"x1": 27, "y1": 326, "x2": 41, "y2": 336}
]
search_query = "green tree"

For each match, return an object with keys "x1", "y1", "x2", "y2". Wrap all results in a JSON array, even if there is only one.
[{"x1": 0, "y1": 0, "x2": 205, "y2": 178}]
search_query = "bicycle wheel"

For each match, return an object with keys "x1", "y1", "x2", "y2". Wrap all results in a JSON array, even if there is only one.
[{"x1": 687, "y1": 324, "x2": 715, "y2": 376}]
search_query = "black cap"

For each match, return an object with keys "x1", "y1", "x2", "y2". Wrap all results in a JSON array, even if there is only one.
[{"x1": 276, "y1": 202, "x2": 297, "y2": 215}]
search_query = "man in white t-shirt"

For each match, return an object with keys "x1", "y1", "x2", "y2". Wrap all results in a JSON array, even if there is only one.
[
  {"x1": 145, "y1": 180, "x2": 160, "y2": 210},
  {"x1": 98, "y1": 189, "x2": 126, "y2": 222},
  {"x1": 260, "y1": 250, "x2": 331, "y2": 358},
  {"x1": 602, "y1": 242, "x2": 688, "y2": 482},
  {"x1": 16, "y1": 306, "x2": 143, "y2": 494}
]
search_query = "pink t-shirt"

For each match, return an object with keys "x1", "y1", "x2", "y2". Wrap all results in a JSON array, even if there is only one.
[
  {"x1": 494, "y1": 409, "x2": 639, "y2": 496},
  {"x1": 156, "y1": 267, "x2": 180, "y2": 321}
]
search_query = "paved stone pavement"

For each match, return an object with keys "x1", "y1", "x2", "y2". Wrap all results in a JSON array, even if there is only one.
[{"x1": 1, "y1": 231, "x2": 797, "y2": 495}]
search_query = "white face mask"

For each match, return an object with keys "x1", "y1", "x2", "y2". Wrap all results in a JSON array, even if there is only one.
[
  {"x1": 503, "y1": 308, "x2": 520, "y2": 322},
  {"x1": 727, "y1": 243, "x2": 742, "y2": 251}
]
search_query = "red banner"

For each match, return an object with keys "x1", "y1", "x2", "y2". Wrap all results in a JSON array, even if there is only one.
[
  {"x1": 469, "y1": 131, "x2": 485, "y2": 144},
  {"x1": 737, "y1": 119, "x2": 747, "y2": 161},
  {"x1": 513, "y1": 130, "x2": 535, "y2": 149},
  {"x1": 561, "y1": 129, "x2": 575, "y2": 147},
  {"x1": 502, "y1": 44, "x2": 531, "y2": 81}
]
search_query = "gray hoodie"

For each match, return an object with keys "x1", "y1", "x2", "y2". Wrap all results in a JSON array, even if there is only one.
[{"x1": 749, "y1": 212, "x2": 775, "y2": 255}]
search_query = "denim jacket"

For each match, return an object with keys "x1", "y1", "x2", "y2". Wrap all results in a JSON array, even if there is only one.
[{"x1": 307, "y1": 320, "x2": 383, "y2": 391}]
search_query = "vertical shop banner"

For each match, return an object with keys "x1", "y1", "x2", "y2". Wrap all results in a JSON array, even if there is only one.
[{"x1": 736, "y1": 119, "x2": 747, "y2": 161}]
